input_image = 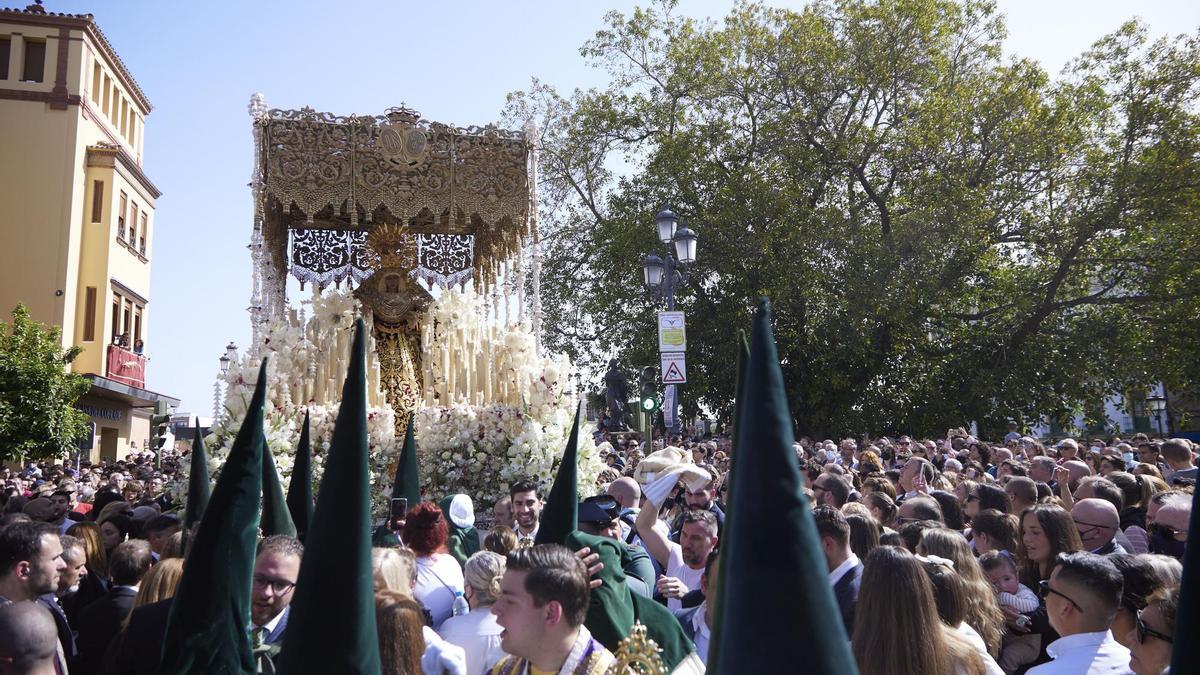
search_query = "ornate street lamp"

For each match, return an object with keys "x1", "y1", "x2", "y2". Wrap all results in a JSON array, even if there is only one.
[
  {"x1": 640, "y1": 206, "x2": 699, "y2": 437},
  {"x1": 642, "y1": 254, "x2": 665, "y2": 289},
  {"x1": 655, "y1": 208, "x2": 678, "y2": 245},
  {"x1": 673, "y1": 225, "x2": 698, "y2": 265},
  {"x1": 215, "y1": 342, "x2": 237, "y2": 420}
]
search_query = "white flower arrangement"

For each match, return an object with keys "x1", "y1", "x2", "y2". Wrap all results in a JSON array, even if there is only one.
[{"x1": 177, "y1": 286, "x2": 601, "y2": 516}]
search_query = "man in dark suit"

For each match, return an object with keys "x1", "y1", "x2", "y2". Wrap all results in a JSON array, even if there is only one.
[
  {"x1": 245, "y1": 534, "x2": 303, "y2": 653},
  {"x1": 103, "y1": 596, "x2": 172, "y2": 675},
  {"x1": 72, "y1": 540, "x2": 152, "y2": 675},
  {"x1": 813, "y1": 505, "x2": 862, "y2": 637}
]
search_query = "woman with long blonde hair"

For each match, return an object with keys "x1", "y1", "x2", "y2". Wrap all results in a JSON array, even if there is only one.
[
  {"x1": 921, "y1": 557, "x2": 1004, "y2": 674},
  {"x1": 372, "y1": 546, "x2": 417, "y2": 596},
  {"x1": 371, "y1": 546, "x2": 467, "y2": 673},
  {"x1": 918, "y1": 528, "x2": 1007, "y2": 657},
  {"x1": 132, "y1": 558, "x2": 183, "y2": 610},
  {"x1": 121, "y1": 558, "x2": 183, "y2": 628},
  {"x1": 852, "y1": 546, "x2": 985, "y2": 675}
]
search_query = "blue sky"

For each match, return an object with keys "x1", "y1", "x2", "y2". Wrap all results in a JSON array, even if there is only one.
[{"x1": 48, "y1": 0, "x2": 1198, "y2": 414}]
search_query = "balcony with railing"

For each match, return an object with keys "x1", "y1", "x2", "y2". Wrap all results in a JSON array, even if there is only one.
[{"x1": 106, "y1": 343, "x2": 146, "y2": 389}]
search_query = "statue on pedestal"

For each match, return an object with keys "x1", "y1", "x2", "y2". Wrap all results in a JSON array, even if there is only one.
[{"x1": 603, "y1": 359, "x2": 631, "y2": 431}]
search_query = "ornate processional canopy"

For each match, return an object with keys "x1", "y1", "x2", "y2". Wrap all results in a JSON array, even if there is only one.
[{"x1": 253, "y1": 104, "x2": 534, "y2": 290}]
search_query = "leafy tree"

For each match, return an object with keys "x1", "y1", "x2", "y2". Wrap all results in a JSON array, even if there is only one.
[
  {"x1": 0, "y1": 305, "x2": 91, "y2": 462},
  {"x1": 505, "y1": 0, "x2": 1200, "y2": 437}
]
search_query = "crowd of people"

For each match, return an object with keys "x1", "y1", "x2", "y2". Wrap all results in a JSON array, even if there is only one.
[{"x1": 0, "y1": 427, "x2": 1194, "y2": 674}]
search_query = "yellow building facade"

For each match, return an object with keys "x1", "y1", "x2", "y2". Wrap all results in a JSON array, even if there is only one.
[{"x1": 0, "y1": 3, "x2": 177, "y2": 462}]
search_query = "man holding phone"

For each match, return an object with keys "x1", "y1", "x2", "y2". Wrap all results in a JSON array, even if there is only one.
[{"x1": 897, "y1": 457, "x2": 935, "y2": 503}]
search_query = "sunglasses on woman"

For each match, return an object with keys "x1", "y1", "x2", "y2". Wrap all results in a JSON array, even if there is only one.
[
  {"x1": 1135, "y1": 610, "x2": 1173, "y2": 644},
  {"x1": 1148, "y1": 522, "x2": 1186, "y2": 542}
]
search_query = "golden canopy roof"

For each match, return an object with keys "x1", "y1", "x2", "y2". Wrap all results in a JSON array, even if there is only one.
[{"x1": 255, "y1": 106, "x2": 532, "y2": 286}]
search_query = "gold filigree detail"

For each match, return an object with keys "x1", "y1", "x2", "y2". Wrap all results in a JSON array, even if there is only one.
[
  {"x1": 365, "y1": 222, "x2": 417, "y2": 270},
  {"x1": 259, "y1": 106, "x2": 530, "y2": 284},
  {"x1": 612, "y1": 622, "x2": 666, "y2": 675}
]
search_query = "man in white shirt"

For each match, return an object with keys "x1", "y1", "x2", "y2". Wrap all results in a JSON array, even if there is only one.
[
  {"x1": 671, "y1": 552, "x2": 718, "y2": 666},
  {"x1": 1028, "y1": 552, "x2": 1131, "y2": 674},
  {"x1": 636, "y1": 501, "x2": 718, "y2": 611}
]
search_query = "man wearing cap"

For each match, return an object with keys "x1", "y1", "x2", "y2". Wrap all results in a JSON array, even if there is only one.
[
  {"x1": 21, "y1": 498, "x2": 56, "y2": 526},
  {"x1": 577, "y1": 496, "x2": 656, "y2": 598},
  {"x1": 440, "y1": 494, "x2": 481, "y2": 567}
]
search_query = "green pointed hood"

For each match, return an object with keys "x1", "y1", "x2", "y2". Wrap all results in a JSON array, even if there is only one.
[
  {"x1": 538, "y1": 411, "x2": 697, "y2": 670},
  {"x1": 261, "y1": 440, "x2": 296, "y2": 537},
  {"x1": 158, "y1": 358, "x2": 269, "y2": 675},
  {"x1": 706, "y1": 328, "x2": 749, "y2": 667},
  {"x1": 535, "y1": 408, "x2": 581, "y2": 546},
  {"x1": 1169, "y1": 483, "x2": 1200, "y2": 671},
  {"x1": 275, "y1": 319, "x2": 381, "y2": 675},
  {"x1": 710, "y1": 299, "x2": 858, "y2": 674},
  {"x1": 183, "y1": 422, "x2": 212, "y2": 543},
  {"x1": 286, "y1": 410, "x2": 314, "y2": 542},
  {"x1": 392, "y1": 417, "x2": 420, "y2": 506}
]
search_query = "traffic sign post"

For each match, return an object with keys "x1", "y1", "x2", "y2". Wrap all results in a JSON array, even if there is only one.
[
  {"x1": 657, "y1": 311, "x2": 686, "y2": 352},
  {"x1": 663, "y1": 385, "x2": 677, "y2": 430},
  {"x1": 660, "y1": 352, "x2": 687, "y2": 384},
  {"x1": 656, "y1": 311, "x2": 687, "y2": 438}
]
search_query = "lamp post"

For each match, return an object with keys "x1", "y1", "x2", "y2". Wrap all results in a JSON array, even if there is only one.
[
  {"x1": 641, "y1": 207, "x2": 698, "y2": 438},
  {"x1": 1145, "y1": 393, "x2": 1167, "y2": 437},
  {"x1": 214, "y1": 342, "x2": 236, "y2": 421}
]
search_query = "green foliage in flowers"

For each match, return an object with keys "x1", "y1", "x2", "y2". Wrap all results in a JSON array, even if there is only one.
[
  {"x1": 0, "y1": 304, "x2": 91, "y2": 462},
  {"x1": 504, "y1": 0, "x2": 1200, "y2": 437}
]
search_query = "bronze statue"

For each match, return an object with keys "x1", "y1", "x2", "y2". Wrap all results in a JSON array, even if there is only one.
[{"x1": 603, "y1": 359, "x2": 631, "y2": 431}]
